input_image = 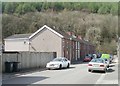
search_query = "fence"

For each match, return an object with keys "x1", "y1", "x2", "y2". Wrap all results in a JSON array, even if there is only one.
[{"x1": 2, "y1": 52, "x2": 55, "y2": 72}]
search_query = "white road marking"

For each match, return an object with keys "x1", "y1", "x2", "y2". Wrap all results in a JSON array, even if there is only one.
[{"x1": 95, "y1": 73, "x2": 106, "y2": 84}]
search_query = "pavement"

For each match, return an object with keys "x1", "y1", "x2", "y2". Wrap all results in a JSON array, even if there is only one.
[
  {"x1": 113, "y1": 55, "x2": 118, "y2": 63},
  {"x1": 2, "y1": 60, "x2": 83, "y2": 81},
  {"x1": 2, "y1": 67, "x2": 46, "y2": 81}
]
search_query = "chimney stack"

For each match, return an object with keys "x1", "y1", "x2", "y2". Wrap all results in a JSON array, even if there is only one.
[
  {"x1": 77, "y1": 35, "x2": 82, "y2": 40},
  {"x1": 66, "y1": 32, "x2": 72, "y2": 36}
]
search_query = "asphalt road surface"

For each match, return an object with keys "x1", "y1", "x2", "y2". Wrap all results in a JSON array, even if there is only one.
[{"x1": 2, "y1": 58, "x2": 118, "y2": 85}]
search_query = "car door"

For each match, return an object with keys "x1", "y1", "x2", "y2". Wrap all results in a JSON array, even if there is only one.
[
  {"x1": 62, "y1": 58, "x2": 68, "y2": 67},
  {"x1": 104, "y1": 60, "x2": 107, "y2": 68}
]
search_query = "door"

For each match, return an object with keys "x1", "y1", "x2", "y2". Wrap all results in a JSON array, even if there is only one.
[
  {"x1": 62, "y1": 58, "x2": 68, "y2": 67},
  {"x1": 53, "y1": 52, "x2": 57, "y2": 58}
]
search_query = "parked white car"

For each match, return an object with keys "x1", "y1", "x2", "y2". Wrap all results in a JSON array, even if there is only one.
[
  {"x1": 88, "y1": 58, "x2": 108, "y2": 73},
  {"x1": 46, "y1": 57, "x2": 70, "y2": 69}
]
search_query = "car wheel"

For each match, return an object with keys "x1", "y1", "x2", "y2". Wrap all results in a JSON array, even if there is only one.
[
  {"x1": 88, "y1": 69, "x2": 91, "y2": 72},
  {"x1": 110, "y1": 61, "x2": 112, "y2": 64},
  {"x1": 48, "y1": 68, "x2": 50, "y2": 70},
  {"x1": 59, "y1": 64, "x2": 62, "y2": 69},
  {"x1": 103, "y1": 68, "x2": 107, "y2": 73},
  {"x1": 67, "y1": 63, "x2": 70, "y2": 68}
]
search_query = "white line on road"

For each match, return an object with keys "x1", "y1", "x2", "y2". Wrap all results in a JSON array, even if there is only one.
[{"x1": 95, "y1": 73, "x2": 106, "y2": 84}]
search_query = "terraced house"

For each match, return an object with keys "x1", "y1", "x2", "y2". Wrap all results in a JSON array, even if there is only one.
[{"x1": 4, "y1": 25, "x2": 95, "y2": 62}]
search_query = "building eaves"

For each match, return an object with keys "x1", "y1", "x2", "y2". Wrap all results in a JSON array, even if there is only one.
[
  {"x1": 4, "y1": 34, "x2": 32, "y2": 40},
  {"x1": 29, "y1": 25, "x2": 64, "y2": 39}
]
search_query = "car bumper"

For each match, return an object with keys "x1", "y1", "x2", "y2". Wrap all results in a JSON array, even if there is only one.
[
  {"x1": 84, "y1": 59, "x2": 91, "y2": 62},
  {"x1": 88, "y1": 67, "x2": 106, "y2": 71},
  {"x1": 46, "y1": 65, "x2": 60, "y2": 69}
]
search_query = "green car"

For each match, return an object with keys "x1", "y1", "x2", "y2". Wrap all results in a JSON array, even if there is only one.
[
  {"x1": 101, "y1": 54, "x2": 110, "y2": 67},
  {"x1": 101, "y1": 54, "x2": 110, "y2": 59}
]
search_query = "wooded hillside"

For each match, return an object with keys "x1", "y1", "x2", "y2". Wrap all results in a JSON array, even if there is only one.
[
  {"x1": 2, "y1": 2, "x2": 118, "y2": 54},
  {"x1": 2, "y1": 2, "x2": 118, "y2": 15}
]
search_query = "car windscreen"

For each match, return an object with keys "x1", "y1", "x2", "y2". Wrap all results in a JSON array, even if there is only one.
[
  {"x1": 53, "y1": 58, "x2": 63, "y2": 61},
  {"x1": 91, "y1": 59, "x2": 104, "y2": 63}
]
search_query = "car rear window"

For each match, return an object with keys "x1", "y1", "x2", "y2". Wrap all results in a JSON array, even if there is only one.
[{"x1": 91, "y1": 59, "x2": 104, "y2": 63}]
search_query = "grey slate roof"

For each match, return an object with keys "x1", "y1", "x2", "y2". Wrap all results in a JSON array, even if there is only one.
[
  {"x1": 51, "y1": 28, "x2": 72, "y2": 39},
  {"x1": 4, "y1": 25, "x2": 93, "y2": 47},
  {"x1": 5, "y1": 34, "x2": 32, "y2": 40}
]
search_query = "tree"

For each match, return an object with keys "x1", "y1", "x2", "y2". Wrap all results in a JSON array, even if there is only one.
[
  {"x1": 98, "y1": 5, "x2": 109, "y2": 14},
  {"x1": 15, "y1": 4, "x2": 23, "y2": 14},
  {"x1": 53, "y1": 2, "x2": 64, "y2": 11},
  {"x1": 15, "y1": 3, "x2": 36, "y2": 14},
  {"x1": 110, "y1": 3, "x2": 118, "y2": 15},
  {"x1": 32, "y1": 3, "x2": 43, "y2": 12},
  {"x1": 2, "y1": 2, "x2": 118, "y2": 15},
  {"x1": 4, "y1": 3, "x2": 17, "y2": 14},
  {"x1": 88, "y1": 3, "x2": 101, "y2": 13}
]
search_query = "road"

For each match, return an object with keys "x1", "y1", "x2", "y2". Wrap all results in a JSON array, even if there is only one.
[{"x1": 2, "y1": 58, "x2": 118, "y2": 85}]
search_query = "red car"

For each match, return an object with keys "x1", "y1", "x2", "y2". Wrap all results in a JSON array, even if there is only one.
[{"x1": 83, "y1": 55, "x2": 92, "y2": 62}]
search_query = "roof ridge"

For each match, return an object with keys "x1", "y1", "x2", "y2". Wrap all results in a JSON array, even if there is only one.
[{"x1": 29, "y1": 25, "x2": 64, "y2": 39}]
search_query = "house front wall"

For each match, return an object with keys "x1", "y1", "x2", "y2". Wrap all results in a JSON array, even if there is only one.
[
  {"x1": 30, "y1": 28, "x2": 62, "y2": 57},
  {"x1": 62, "y1": 39, "x2": 71, "y2": 60},
  {"x1": 5, "y1": 39, "x2": 29, "y2": 52},
  {"x1": 62, "y1": 39, "x2": 81, "y2": 61},
  {"x1": 80, "y1": 43, "x2": 86, "y2": 59},
  {"x1": 77, "y1": 42, "x2": 80, "y2": 59}
]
